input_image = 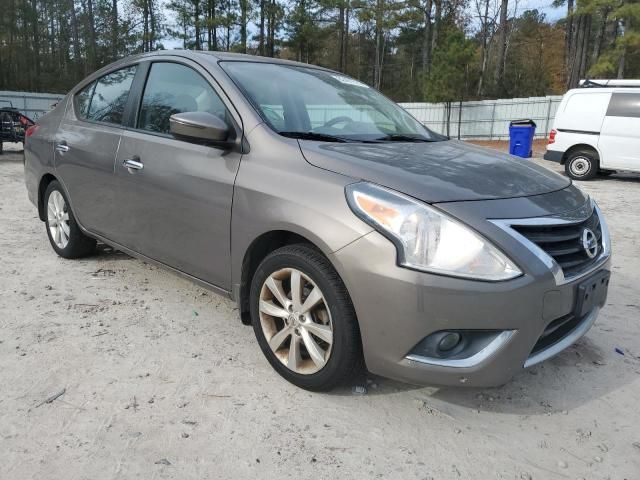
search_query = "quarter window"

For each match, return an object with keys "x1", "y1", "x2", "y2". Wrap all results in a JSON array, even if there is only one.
[
  {"x1": 606, "y1": 93, "x2": 640, "y2": 118},
  {"x1": 138, "y1": 62, "x2": 228, "y2": 134},
  {"x1": 75, "y1": 82, "x2": 95, "y2": 118},
  {"x1": 85, "y1": 66, "x2": 137, "y2": 124}
]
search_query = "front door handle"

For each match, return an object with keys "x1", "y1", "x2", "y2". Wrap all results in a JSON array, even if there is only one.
[
  {"x1": 123, "y1": 157, "x2": 143, "y2": 172},
  {"x1": 55, "y1": 143, "x2": 69, "y2": 154}
]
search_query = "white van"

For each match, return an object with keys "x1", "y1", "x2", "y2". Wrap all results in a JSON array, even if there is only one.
[{"x1": 544, "y1": 79, "x2": 640, "y2": 180}]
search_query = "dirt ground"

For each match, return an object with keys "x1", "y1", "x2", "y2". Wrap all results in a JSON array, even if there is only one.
[
  {"x1": 467, "y1": 138, "x2": 550, "y2": 158},
  {"x1": 1, "y1": 141, "x2": 640, "y2": 480}
]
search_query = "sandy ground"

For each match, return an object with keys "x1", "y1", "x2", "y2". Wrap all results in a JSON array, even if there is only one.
[
  {"x1": 1, "y1": 141, "x2": 640, "y2": 480},
  {"x1": 467, "y1": 139, "x2": 550, "y2": 158}
]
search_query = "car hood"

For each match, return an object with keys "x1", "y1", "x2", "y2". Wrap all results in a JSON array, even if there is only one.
[{"x1": 299, "y1": 139, "x2": 571, "y2": 203}]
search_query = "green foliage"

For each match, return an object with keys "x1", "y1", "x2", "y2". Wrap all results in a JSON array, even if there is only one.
[{"x1": 424, "y1": 28, "x2": 474, "y2": 102}]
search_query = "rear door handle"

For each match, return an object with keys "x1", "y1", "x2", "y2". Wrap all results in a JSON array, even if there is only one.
[
  {"x1": 123, "y1": 157, "x2": 143, "y2": 171},
  {"x1": 55, "y1": 143, "x2": 69, "y2": 153}
]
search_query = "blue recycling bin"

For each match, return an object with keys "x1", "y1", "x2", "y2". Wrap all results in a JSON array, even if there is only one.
[{"x1": 508, "y1": 119, "x2": 536, "y2": 158}]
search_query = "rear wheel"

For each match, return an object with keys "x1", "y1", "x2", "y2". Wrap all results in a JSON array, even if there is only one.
[
  {"x1": 44, "y1": 181, "x2": 96, "y2": 258},
  {"x1": 250, "y1": 244, "x2": 362, "y2": 391},
  {"x1": 565, "y1": 149, "x2": 599, "y2": 180}
]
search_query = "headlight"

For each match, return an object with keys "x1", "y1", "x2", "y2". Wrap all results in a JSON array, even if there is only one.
[{"x1": 346, "y1": 183, "x2": 522, "y2": 281}]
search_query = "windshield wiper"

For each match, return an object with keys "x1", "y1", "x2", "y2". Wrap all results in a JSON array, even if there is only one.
[
  {"x1": 279, "y1": 131, "x2": 354, "y2": 143},
  {"x1": 375, "y1": 134, "x2": 435, "y2": 142}
]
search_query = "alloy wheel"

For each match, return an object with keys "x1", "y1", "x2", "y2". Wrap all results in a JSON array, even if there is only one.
[
  {"x1": 258, "y1": 268, "x2": 333, "y2": 374},
  {"x1": 47, "y1": 190, "x2": 70, "y2": 249}
]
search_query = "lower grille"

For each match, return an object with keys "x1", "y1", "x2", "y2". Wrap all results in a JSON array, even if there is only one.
[
  {"x1": 512, "y1": 209, "x2": 603, "y2": 279},
  {"x1": 530, "y1": 313, "x2": 582, "y2": 355}
]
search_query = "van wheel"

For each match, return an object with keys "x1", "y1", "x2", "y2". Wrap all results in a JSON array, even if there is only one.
[
  {"x1": 565, "y1": 150, "x2": 599, "y2": 180},
  {"x1": 44, "y1": 181, "x2": 96, "y2": 258},
  {"x1": 250, "y1": 244, "x2": 363, "y2": 391}
]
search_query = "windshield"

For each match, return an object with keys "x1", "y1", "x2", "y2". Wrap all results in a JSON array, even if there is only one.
[{"x1": 220, "y1": 61, "x2": 445, "y2": 143}]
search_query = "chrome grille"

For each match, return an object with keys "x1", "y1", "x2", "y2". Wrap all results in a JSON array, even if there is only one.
[{"x1": 512, "y1": 209, "x2": 603, "y2": 279}]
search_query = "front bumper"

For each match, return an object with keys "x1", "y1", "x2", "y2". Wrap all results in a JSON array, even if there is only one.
[{"x1": 330, "y1": 229, "x2": 611, "y2": 387}]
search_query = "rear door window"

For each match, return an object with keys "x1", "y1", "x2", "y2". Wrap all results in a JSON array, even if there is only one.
[
  {"x1": 137, "y1": 62, "x2": 228, "y2": 134},
  {"x1": 606, "y1": 93, "x2": 640, "y2": 118},
  {"x1": 85, "y1": 66, "x2": 137, "y2": 124}
]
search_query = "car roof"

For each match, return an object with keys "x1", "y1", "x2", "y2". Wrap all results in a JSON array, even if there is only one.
[
  {"x1": 566, "y1": 87, "x2": 640, "y2": 94},
  {"x1": 124, "y1": 50, "x2": 336, "y2": 72},
  {"x1": 70, "y1": 50, "x2": 342, "y2": 95}
]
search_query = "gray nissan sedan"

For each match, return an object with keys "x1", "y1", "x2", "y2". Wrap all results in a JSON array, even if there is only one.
[{"x1": 24, "y1": 51, "x2": 611, "y2": 391}]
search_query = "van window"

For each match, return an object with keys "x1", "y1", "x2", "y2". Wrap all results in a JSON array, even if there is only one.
[{"x1": 606, "y1": 93, "x2": 640, "y2": 118}]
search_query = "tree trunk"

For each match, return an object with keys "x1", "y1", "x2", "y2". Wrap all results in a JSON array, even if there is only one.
[
  {"x1": 421, "y1": 0, "x2": 433, "y2": 71},
  {"x1": 343, "y1": 4, "x2": 349, "y2": 73},
  {"x1": 617, "y1": 46, "x2": 625, "y2": 78},
  {"x1": 87, "y1": 0, "x2": 96, "y2": 64},
  {"x1": 592, "y1": 8, "x2": 608, "y2": 62},
  {"x1": 494, "y1": 0, "x2": 508, "y2": 92},
  {"x1": 194, "y1": 0, "x2": 201, "y2": 50},
  {"x1": 31, "y1": 0, "x2": 41, "y2": 90},
  {"x1": 111, "y1": 0, "x2": 118, "y2": 59},
  {"x1": 338, "y1": 1, "x2": 345, "y2": 71},
  {"x1": 269, "y1": 0, "x2": 276, "y2": 56},
  {"x1": 374, "y1": 0, "x2": 384, "y2": 88},
  {"x1": 578, "y1": 14, "x2": 591, "y2": 79},
  {"x1": 259, "y1": 0, "x2": 265, "y2": 55},
  {"x1": 142, "y1": 0, "x2": 149, "y2": 51},
  {"x1": 69, "y1": 0, "x2": 82, "y2": 76},
  {"x1": 240, "y1": 0, "x2": 247, "y2": 53},
  {"x1": 565, "y1": 0, "x2": 574, "y2": 86},
  {"x1": 476, "y1": 0, "x2": 491, "y2": 96},
  {"x1": 431, "y1": 0, "x2": 441, "y2": 53},
  {"x1": 149, "y1": 0, "x2": 155, "y2": 51},
  {"x1": 568, "y1": 14, "x2": 585, "y2": 88}
]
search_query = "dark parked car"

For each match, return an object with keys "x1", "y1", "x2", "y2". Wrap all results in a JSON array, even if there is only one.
[
  {"x1": 0, "y1": 103, "x2": 35, "y2": 154},
  {"x1": 24, "y1": 51, "x2": 611, "y2": 391}
]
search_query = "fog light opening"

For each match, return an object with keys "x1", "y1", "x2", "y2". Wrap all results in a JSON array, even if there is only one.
[{"x1": 438, "y1": 332, "x2": 462, "y2": 353}]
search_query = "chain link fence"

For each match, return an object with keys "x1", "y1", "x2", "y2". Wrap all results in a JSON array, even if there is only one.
[
  {"x1": 0, "y1": 89, "x2": 563, "y2": 141},
  {"x1": 400, "y1": 96, "x2": 563, "y2": 140}
]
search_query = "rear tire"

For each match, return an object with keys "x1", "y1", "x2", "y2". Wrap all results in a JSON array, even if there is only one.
[
  {"x1": 565, "y1": 149, "x2": 599, "y2": 180},
  {"x1": 250, "y1": 244, "x2": 363, "y2": 391},
  {"x1": 44, "y1": 180, "x2": 96, "y2": 258}
]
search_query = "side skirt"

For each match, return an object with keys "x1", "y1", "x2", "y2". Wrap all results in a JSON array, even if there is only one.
[{"x1": 81, "y1": 228, "x2": 234, "y2": 302}]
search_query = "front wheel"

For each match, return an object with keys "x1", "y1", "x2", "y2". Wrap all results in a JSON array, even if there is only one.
[
  {"x1": 44, "y1": 180, "x2": 96, "y2": 258},
  {"x1": 250, "y1": 244, "x2": 363, "y2": 391},
  {"x1": 565, "y1": 150, "x2": 599, "y2": 180}
]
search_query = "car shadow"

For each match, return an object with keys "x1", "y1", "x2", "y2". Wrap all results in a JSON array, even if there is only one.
[
  {"x1": 537, "y1": 159, "x2": 640, "y2": 183},
  {"x1": 580, "y1": 173, "x2": 640, "y2": 183},
  {"x1": 332, "y1": 335, "x2": 638, "y2": 416},
  {"x1": 94, "y1": 243, "x2": 132, "y2": 260}
]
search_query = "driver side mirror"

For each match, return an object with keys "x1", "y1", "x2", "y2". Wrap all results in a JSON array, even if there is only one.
[{"x1": 169, "y1": 111, "x2": 231, "y2": 148}]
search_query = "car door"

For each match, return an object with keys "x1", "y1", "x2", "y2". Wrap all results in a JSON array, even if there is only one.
[
  {"x1": 54, "y1": 65, "x2": 137, "y2": 235},
  {"x1": 598, "y1": 92, "x2": 640, "y2": 170},
  {"x1": 111, "y1": 60, "x2": 242, "y2": 290}
]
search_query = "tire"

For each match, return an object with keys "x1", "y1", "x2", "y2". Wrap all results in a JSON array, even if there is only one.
[
  {"x1": 565, "y1": 149, "x2": 599, "y2": 180},
  {"x1": 44, "y1": 180, "x2": 96, "y2": 258},
  {"x1": 250, "y1": 244, "x2": 363, "y2": 391}
]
